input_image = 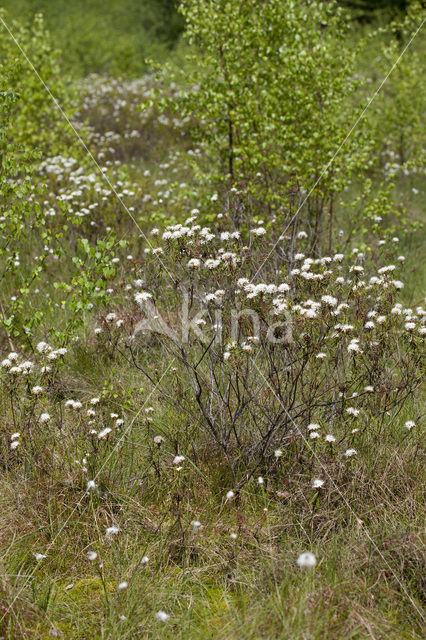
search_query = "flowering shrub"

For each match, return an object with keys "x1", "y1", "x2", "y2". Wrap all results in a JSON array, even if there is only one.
[
  {"x1": 0, "y1": 5, "x2": 424, "y2": 638},
  {"x1": 97, "y1": 215, "x2": 424, "y2": 488}
]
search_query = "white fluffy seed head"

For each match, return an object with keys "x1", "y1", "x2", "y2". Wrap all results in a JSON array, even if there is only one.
[
  {"x1": 105, "y1": 525, "x2": 119, "y2": 536},
  {"x1": 156, "y1": 610, "x2": 170, "y2": 622},
  {"x1": 297, "y1": 552, "x2": 317, "y2": 568}
]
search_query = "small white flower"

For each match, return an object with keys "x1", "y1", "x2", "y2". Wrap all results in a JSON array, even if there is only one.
[
  {"x1": 36, "y1": 341, "x2": 51, "y2": 354},
  {"x1": 87, "y1": 480, "x2": 97, "y2": 491},
  {"x1": 98, "y1": 427, "x2": 112, "y2": 439},
  {"x1": 347, "y1": 339, "x2": 361, "y2": 353},
  {"x1": 297, "y1": 552, "x2": 317, "y2": 568},
  {"x1": 307, "y1": 423, "x2": 320, "y2": 431},
  {"x1": 141, "y1": 556, "x2": 149, "y2": 565},
  {"x1": 274, "y1": 449, "x2": 283, "y2": 458},
  {"x1": 257, "y1": 476, "x2": 264, "y2": 485},
  {"x1": 251, "y1": 227, "x2": 266, "y2": 236},
  {"x1": 325, "y1": 434, "x2": 336, "y2": 443},
  {"x1": 226, "y1": 490, "x2": 235, "y2": 501},
  {"x1": 134, "y1": 291, "x2": 153, "y2": 305},
  {"x1": 173, "y1": 455, "x2": 185, "y2": 465},
  {"x1": 346, "y1": 407, "x2": 360, "y2": 417},
  {"x1": 205, "y1": 258, "x2": 221, "y2": 270},
  {"x1": 312, "y1": 479, "x2": 324, "y2": 489},
  {"x1": 20, "y1": 361, "x2": 35, "y2": 373},
  {"x1": 321, "y1": 295, "x2": 337, "y2": 307},
  {"x1": 309, "y1": 431, "x2": 320, "y2": 439},
  {"x1": 344, "y1": 448, "x2": 357, "y2": 458},
  {"x1": 230, "y1": 532, "x2": 238, "y2": 540},
  {"x1": 87, "y1": 551, "x2": 98, "y2": 561},
  {"x1": 117, "y1": 581, "x2": 128, "y2": 590},
  {"x1": 192, "y1": 520, "x2": 202, "y2": 531},
  {"x1": 34, "y1": 553, "x2": 47, "y2": 561},
  {"x1": 31, "y1": 385, "x2": 43, "y2": 395},
  {"x1": 39, "y1": 413, "x2": 51, "y2": 423},
  {"x1": 404, "y1": 420, "x2": 415, "y2": 430},
  {"x1": 154, "y1": 435, "x2": 164, "y2": 445},
  {"x1": 187, "y1": 258, "x2": 201, "y2": 269},
  {"x1": 10, "y1": 440, "x2": 20, "y2": 450},
  {"x1": 65, "y1": 400, "x2": 83, "y2": 411}
]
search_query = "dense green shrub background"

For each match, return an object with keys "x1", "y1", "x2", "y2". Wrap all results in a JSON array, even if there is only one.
[
  {"x1": 0, "y1": 0, "x2": 184, "y2": 75},
  {"x1": 0, "y1": 0, "x2": 417, "y2": 76}
]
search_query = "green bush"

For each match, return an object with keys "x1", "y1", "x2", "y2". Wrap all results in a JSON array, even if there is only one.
[
  {"x1": 0, "y1": 0, "x2": 184, "y2": 76},
  {"x1": 159, "y1": 0, "x2": 376, "y2": 249}
]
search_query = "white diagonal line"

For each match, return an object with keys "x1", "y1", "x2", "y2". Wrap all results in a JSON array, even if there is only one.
[
  {"x1": 0, "y1": 18, "x2": 182, "y2": 621},
  {"x1": 252, "y1": 16, "x2": 425, "y2": 282},
  {"x1": 0, "y1": 358, "x2": 175, "y2": 624},
  {"x1": 251, "y1": 358, "x2": 425, "y2": 622},
  {"x1": 2, "y1": 8, "x2": 424, "y2": 628},
  {"x1": 0, "y1": 15, "x2": 174, "y2": 282}
]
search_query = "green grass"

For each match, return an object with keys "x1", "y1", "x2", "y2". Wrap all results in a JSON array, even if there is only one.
[{"x1": 0, "y1": 6, "x2": 424, "y2": 639}]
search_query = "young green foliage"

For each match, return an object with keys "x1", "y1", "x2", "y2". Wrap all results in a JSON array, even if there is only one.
[{"x1": 168, "y1": 0, "x2": 375, "y2": 247}]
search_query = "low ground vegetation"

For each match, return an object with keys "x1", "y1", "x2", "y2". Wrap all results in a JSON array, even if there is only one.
[{"x1": 0, "y1": 2, "x2": 424, "y2": 638}]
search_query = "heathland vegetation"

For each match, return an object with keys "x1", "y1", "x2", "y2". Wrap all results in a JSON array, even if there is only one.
[{"x1": 0, "y1": 1, "x2": 424, "y2": 638}]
